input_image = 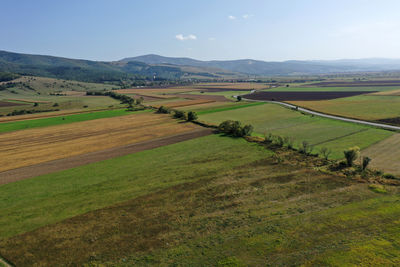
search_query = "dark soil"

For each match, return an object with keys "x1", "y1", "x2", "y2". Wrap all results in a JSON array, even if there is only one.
[
  {"x1": 312, "y1": 80, "x2": 400, "y2": 87},
  {"x1": 0, "y1": 101, "x2": 26, "y2": 107},
  {"x1": 376, "y1": 117, "x2": 400, "y2": 126}
]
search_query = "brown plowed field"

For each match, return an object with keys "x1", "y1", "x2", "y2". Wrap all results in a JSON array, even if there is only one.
[
  {"x1": 0, "y1": 113, "x2": 203, "y2": 172},
  {"x1": 0, "y1": 101, "x2": 26, "y2": 107},
  {"x1": 244, "y1": 91, "x2": 374, "y2": 101},
  {"x1": 0, "y1": 128, "x2": 212, "y2": 185}
]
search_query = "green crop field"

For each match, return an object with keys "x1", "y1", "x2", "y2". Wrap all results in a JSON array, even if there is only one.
[
  {"x1": 0, "y1": 108, "x2": 149, "y2": 133},
  {"x1": 0, "y1": 133, "x2": 399, "y2": 266},
  {"x1": 290, "y1": 95, "x2": 400, "y2": 121},
  {"x1": 198, "y1": 103, "x2": 393, "y2": 159}
]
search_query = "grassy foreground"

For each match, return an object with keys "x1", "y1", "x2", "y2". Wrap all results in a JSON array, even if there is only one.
[
  {"x1": 0, "y1": 142, "x2": 399, "y2": 265},
  {"x1": 0, "y1": 135, "x2": 269, "y2": 239}
]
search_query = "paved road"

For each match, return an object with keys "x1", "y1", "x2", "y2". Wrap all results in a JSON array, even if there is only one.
[{"x1": 239, "y1": 96, "x2": 400, "y2": 131}]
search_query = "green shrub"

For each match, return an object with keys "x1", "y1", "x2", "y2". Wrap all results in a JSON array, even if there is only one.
[
  {"x1": 173, "y1": 110, "x2": 187, "y2": 120},
  {"x1": 157, "y1": 105, "x2": 170, "y2": 114},
  {"x1": 187, "y1": 111, "x2": 198, "y2": 121},
  {"x1": 343, "y1": 146, "x2": 360, "y2": 167},
  {"x1": 299, "y1": 141, "x2": 313, "y2": 155},
  {"x1": 218, "y1": 120, "x2": 253, "y2": 137},
  {"x1": 320, "y1": 147, "x2": 332, "y2": 160},
  {"x1": 368, "y1": 184, "x2": 387, "y2": 194},
  {"x1": 362, "y1": 156, "x2": 371, "y2": 171}
]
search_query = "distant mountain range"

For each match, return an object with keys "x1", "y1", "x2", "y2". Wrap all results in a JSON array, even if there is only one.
[
  {"x1": 2, "y1": 50, "x2": 400, "y2": 83},
  {"x1": 122, "y1": 54, "x2": 400, "y2": 76}
]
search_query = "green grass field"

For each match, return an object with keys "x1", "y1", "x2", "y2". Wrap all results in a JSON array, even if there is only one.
[
  {"x1": 290, "y1": 95, "x2": 400, "y2": 121},
  {"x1": 0, "y1": 108, "x2": 149, "y2": 133},
  {"x1": 198, "y1": 103, "x2": 393, "y2": 159},
  {"x1": 0, "y1": 135, "x2": 270, "y2": 239},
  {"x1": 0, "y1": 133, "x2": 398, "y2": 266}
]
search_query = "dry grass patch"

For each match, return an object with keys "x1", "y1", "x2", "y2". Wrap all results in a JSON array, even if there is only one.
[
  {"x1": 371, "y1": 89, "x2": 400, "y2": 96},
  {"x1": 362, "y1": 133, "x2": 400, "y2": 176},
  {"x1": 0, "y1": 113, "x2": 201, "y2": 172}
]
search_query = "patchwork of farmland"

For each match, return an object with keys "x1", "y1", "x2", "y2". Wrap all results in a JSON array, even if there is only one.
[
  {"x1": 0, "y1": 81, "x2": 399, "y2": 266},
  {"x1": 0, "y1": 134, "x2": 399, "y2": 266},
  {"x1": 0, "y1": 112, "x2": 204, "y2": 173}
]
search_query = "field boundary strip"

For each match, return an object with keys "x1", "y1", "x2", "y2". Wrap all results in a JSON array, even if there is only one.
[
  {"x1": 311, "y1": 128, "x2": 369, "y2": 146},
  {"x1": 0, "y1": 128, "x2": 213, "y2": 185},
  {"x1": 196, "y1": 102, "x2": 266, "y2": 115}
]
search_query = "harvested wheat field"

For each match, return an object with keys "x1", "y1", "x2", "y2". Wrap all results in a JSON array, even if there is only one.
[
  {"x1": 0, "y1": 112, "x2": 203, "y2": 172},
  {"x1": 115, "y1": 88, "x2": 200, "y2": 98},
  {"x1": 362, "y1": 133, "x2": 400, "y2": 176},
  {"x1": 153, "y1": 99, "x2": 215, "y2": 108}
]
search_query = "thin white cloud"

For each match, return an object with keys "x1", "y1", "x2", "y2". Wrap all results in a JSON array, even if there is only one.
[
  {"x1": 228, "y1": 15, "x2": 236, "y2": 20},
  {"x1": 208, "y1": 37, "x2": 216, "y2": 41},
  {"x1": 175, "y1": 34, "x2": 197, "y2": 41},
  {"x1": 242, "y1": 14, "x2": 253, "y2": 19}
]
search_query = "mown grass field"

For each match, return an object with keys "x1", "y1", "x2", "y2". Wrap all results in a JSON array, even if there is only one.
[
  {"x1": 362, "y1": 133, "x2": 400, "y2": 176},
  {"x1": 198, "y1": 103, "x2": 393, "y2": 159},
  {"x1": 0, "y1": 134, "x2": 398, "y2": 266},
  {"x1": 289, "y1": 95, "x2": 400, "y2": 121},
  {"x1": 0, "y1": 112, "x2": 201, "y2": 172}
]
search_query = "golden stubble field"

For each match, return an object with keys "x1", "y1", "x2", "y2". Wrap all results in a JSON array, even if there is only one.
[{"x1": 0, "y1": 112, "x2": 202, "y2": 172}]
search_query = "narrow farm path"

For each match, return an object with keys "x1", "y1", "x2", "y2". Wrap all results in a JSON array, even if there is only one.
[{"x1": 0, "y1": 128, "x2": 213, "y2": 185}]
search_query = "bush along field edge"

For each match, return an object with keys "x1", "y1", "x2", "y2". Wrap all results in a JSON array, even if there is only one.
[{"x1": 156, "y1": 104, "x2": 400, "y2": 185}]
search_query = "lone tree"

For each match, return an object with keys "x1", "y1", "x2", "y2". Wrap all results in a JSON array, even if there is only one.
[
  {"x1": 187, "y1": 111, "x2": 198, "y2": 121},
  {"x1": 344, "y1": 146, "x2": 360, "y2": 167}
]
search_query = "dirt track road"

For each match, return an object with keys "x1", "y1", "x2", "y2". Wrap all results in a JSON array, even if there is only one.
[{"x1": 0, "y1": 128, "x2": 213, "y2": 185}]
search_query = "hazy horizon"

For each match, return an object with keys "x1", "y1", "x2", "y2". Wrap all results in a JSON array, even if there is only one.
[{"x1": 2, "y1": 0, "x2": 400, "y2": 62}]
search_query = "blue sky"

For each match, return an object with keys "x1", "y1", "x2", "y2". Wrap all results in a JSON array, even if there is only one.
[{"x1": 2, "y1": 0, "x2": 400, "y2": 61}]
